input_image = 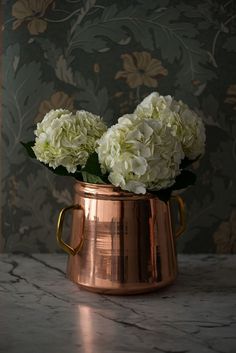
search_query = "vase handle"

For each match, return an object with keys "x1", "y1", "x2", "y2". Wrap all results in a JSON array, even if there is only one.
[
  {"x1": 56, "y1": 204, "x2": 85, "y2": 256},
  {"x1": 171, "y1": 195, "x2": 186, "y2": 239}
]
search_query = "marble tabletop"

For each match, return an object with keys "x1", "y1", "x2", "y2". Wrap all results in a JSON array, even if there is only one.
[{"x1": 0, "y1": 254, "x2": 235, "y2": 353}]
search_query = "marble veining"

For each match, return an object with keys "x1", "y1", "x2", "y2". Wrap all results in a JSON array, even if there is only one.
[{"x1": 0, "y1": 254, "x2": 235, "y2": 353}]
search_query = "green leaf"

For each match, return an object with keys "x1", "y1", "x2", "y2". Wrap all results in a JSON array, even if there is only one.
[
  {"x1": 83, "y1": 152, "x2": 103, "y2": 176},
  {"x1": 82, "y1": 152, "x2": 110, "y2": 184},
  {"x1": 81, "y1": 171, "x2": 106, "y2": 184},
  {"x1": 172, "y1": 170, "x2": 196, "y2": 190},
  {"x1": 149, "y1": 170, "x2": 197, "y2": 202},
  {"x1": 73, "y1": 169, "x2": 84, "y2": 181},
  {"x1": 152, "y1": 188, "x2": 173, "y2": 203},
  {"x1": 180, "y1": 156, "x2": 200, "y2": 169},
  {"x1": 48, "y1": 165, "x2": 72, "y2": 177},
  {"x1": 3, "y1": 44, "x2": 54, "y2": 166},
  {"x1": 21, "y1": 141, "x2": 36, "y2": 158}
]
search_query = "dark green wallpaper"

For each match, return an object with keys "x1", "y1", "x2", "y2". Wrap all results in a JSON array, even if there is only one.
[{"x1": 1, "y1": 0, "x2": 236, "y2": 253}]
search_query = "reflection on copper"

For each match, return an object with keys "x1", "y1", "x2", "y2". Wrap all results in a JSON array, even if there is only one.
[
  {"x1": 59, "y1": 182, "x2": 186, "y2": 295},
  {"x1": 77, "y1": 305, "x2": 93, "y2": 353}
]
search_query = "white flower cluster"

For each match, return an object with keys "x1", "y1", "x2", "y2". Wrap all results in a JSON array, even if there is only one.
[
  {"x1": 33, "y1": 109, "x2": 107, "y2": 173},
  {"x1": 135, "y1": 92, "x2": 206, "y2": 160},
  {"x1": 31, "y1": 92, "x2": 205, "y2": 195},
  {"x1": 97, "y1": 92, "x2": 206, "y2": 194},
  {"x1": 97, "y1": 114, "x2": 184, "y2": 194}
]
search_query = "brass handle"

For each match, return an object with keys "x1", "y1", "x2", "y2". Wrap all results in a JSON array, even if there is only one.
[
  {"x1": 56, "y1": 204, "x2": 85, "y2": 256},
  {"x1": 171, "y1": 195, "x2": 186, "y2": 239}
]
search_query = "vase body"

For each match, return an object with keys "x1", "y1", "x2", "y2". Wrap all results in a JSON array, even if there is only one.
[{"x1": 57, "y1": 182, "x2": 185, "y2": 295}]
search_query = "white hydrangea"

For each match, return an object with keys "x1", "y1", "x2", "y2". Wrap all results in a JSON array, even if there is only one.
[
  {"x1": 97, "y1": 114, "x2": 184, "y2": 194},
  {"x1": 135, "y1": 92, "x2": 206, "y2": 160},
  {"x1": 33, "y1": 109, "x2": 107, "y2": 173},
  {"x1": 170, "y1": 99, "x2": 206, "y2": 160}
]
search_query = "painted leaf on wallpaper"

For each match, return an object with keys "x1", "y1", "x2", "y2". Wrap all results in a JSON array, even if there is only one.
[
  {"x1": 35, "y1": 38, "x2": 64, "y2": 69},
  {"x1": 180, "y1": 135, "x2": 236, "y2": 253},
  {"x1": 33, "y1": 38, "x2": 114, "y2": 122},
  {"x1": 55, "y1": 55, "x2": 75, "y2": 85},
  {"x1": 175, "y1": 4, "x2": 204, "y2": 19},
  {"x1": 69, "y1": 3, "x2": 215, "y2": 88},
  {"x1": 223, "y1": 37, "x2": 236, "y2": 52},
  {"x1": 74, "y1": 72, "x2": 113, "y2": 124},
  {"x1": 67, "y1": 4, "x2": 170, "y2": 52},
  {"x1": 210, "y1": 139, "x2": 236, "y2": 182},
  {"x1": 137, "y1": 0, "x2": 171, "y2": 8},
  {"x1": 68, "y1": 4, "x2": 130, "y2": 52},
  {"x1": 8, "y1": 170, "x2": 59, "y2": 252},
  {"x1": 2, "y1": 44, "x2": 54, "y2": 166},
  {"x1": 183, "y1": 179, "x2": 236, "y2": 253},
  {"x1": 36, "y1": 39, "x2": 77, "y2": 88},
  {"x1": 213, "y1": 208, "x2": 236, "y2": 254}
]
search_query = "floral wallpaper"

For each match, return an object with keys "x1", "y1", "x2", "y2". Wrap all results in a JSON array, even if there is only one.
[{"x1": 1, "y1": 0, "x2": 236, "y2": 253}]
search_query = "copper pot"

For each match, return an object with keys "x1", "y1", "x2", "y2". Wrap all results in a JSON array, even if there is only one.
[{"x1": 56, "y1": 181, "x2": 186, "y2": 295}]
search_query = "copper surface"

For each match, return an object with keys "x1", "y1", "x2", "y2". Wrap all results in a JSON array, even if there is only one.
[{"x1": 57, "y1": 182, "x2": 186, "y2": 295}]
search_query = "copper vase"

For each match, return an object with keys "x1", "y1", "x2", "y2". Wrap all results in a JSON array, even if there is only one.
[{"x1": 56, "y1": 181, "x2": 186, "y2": 295}]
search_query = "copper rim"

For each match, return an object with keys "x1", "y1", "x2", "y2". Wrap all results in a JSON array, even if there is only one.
[{"x1": 75, "y1": 181, "x2": 157, "y2": 200}]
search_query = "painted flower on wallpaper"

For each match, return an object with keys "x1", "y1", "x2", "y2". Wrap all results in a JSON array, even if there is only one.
[
  {"x1": 12, "y1": 0, "x2": 54, "y2": 35},
  {"x1": 225, "y1": 84, "x2": 236, "y2": 110},
  {"x1": 34, "y1": 92, "x2": 74, "y2": 122},
  {"x1": 115, "y1": 52, "x2": 168, "y2": 88},
  {"x1": 213, "y1": 210, "x2": 236, "y2": 254}
]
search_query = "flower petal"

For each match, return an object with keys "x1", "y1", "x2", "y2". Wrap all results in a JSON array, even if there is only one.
[
  {"x1": 115, "y1": 70, "x2": 128, "y2": 79},
  {"x1": 27, "y1": 18, "x2": 47, "y2": 35},
  {"x1": 146, "y1": 59, "x2": 168, "y2": 76},
  {"x1": 134, "y1": 51, "x2": 151, "y2": 70},
  {"x1": 12, "y1": 0, "x2": 33, "y2": 19},
  {"x1": 142, "y1": 75, "x2": 158, "y2": 87},
  {"x1": 121, "y1": 53, "x2": 137, "y2": 73},
  {"x1": 12, "y1": 19, "x2": 23, "y2": 30},
  {"x1": 126, "y1": 73, "x2": 143, "y2": 88}
]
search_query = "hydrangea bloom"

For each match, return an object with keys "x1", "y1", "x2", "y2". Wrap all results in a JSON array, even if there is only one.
[
  {"x1": 33, "y1": 109, "x2": 107, "y2": 173},
  {"x1": 135, "y1": 92, "x2": 206, "y2": 160},
  {"x1": 97, "y1": 114, "x2": 184, "y2": 194}
]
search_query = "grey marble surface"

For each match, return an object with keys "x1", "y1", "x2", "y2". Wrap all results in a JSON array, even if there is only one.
[{"x1": 0, "y1": 254, "x2": 235, "y2": 353}]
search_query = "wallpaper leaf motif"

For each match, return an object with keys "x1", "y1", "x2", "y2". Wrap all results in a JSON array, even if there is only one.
[
  {"x1": 55, "y1": 55, "x2": 76, "y2": 85},
  {"x1": 36, "y1": 38, "x2": 64, "y2": 68},
  {"x1": 223, "y1": 37, "x2": 236, "y2": 52},
  {"x1": 74, "y1": 72, "x2": 113, "y2": 124},
  {"x1": 7, "y1": 170, "x2": 60, "y2": 252},
  {"x1": 69, "y1": 3, "x2": 215, "y2": 87},
  {"x1": 35, "y1": 38, "x2": 113, "y2": 123},
  {"x1": 2, "y1": 44, "x2": 54, "y2": 166}
]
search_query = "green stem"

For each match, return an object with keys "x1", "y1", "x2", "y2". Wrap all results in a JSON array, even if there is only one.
[{"x1": 44, "y1": 8, "x2": 81, "y2": 23}]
